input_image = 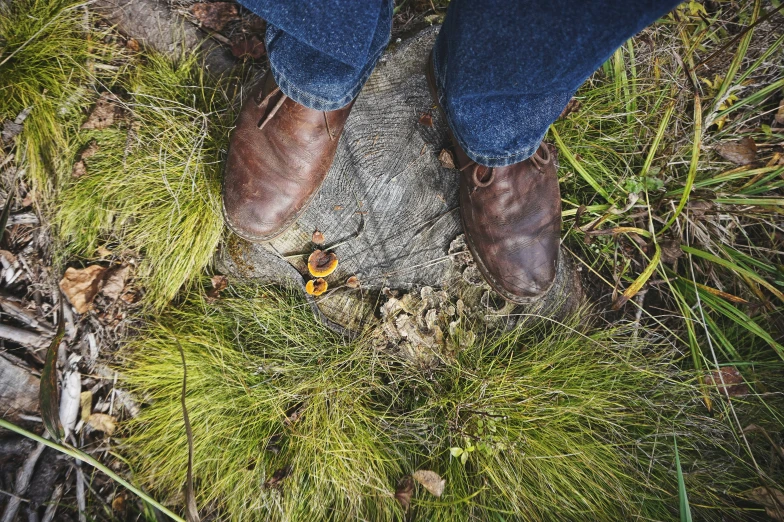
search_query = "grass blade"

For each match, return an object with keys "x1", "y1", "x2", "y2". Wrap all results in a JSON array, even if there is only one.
[
  {"x1": 660, "y1": 94, "x2": 701, "y2": 235},
  {"x1": 551, "y1": 126, "x2": 615, "y2": 204},
  {"x1": 0, "y1": 418, "x2": 185, "y2": 522},
  {"x1": 674, "y1": 437, "x2": 693, "y2": 522}
]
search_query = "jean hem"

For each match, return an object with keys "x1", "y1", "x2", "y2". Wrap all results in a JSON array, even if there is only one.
[
  {"x1": 269, "y1": 63, "x2": 362, "y2": 111},
  {"x1": 432, "y1": 41, "x2": 545, "y2": 168}
]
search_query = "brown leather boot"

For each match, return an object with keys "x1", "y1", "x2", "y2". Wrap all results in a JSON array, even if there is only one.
[
  {"x1": 222, "y1": 71, "x2": 354, "y2": 242},
  {"x1": 426, "y1": 56, "x2": 561, "y2": 304}
]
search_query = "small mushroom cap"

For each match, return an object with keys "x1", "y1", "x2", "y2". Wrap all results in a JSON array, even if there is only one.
[
  {"x1": 346, "y1": 275, "x2": 360, "y2": 289},
  {"x1": 305, "y1": 278, "x2": 328, "y2": 296},
  {"x1": 307, "y1": 249, "x2": 338, "y2": 277},
  {"x1": 312, "y1": 229, "x2": 325, "y2": 245}
]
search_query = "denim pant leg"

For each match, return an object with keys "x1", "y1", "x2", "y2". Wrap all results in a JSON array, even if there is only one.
[
  {"x1": 236, "y1": 0, "x2": 392, "y2": 111},
  {"x1": 432, "y1": 0, "x2": 681, "y2": 167}
]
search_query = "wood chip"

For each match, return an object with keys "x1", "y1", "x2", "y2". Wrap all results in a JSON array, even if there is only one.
[{"x1": 438, "y1": 149, "x2": 455, "y2": 169}]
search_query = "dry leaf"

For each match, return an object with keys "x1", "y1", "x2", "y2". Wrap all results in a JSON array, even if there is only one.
[
  {"x1": 659, "y1": 239, "x2": 683, "y2": 264},
  {"x1": 101, "y1": 265, "x2": 131, "y2": 301},
  {"x1": 111, "y1": 493, "x2": 126, "y2": 512},
  {"x1": 346, "y1": 275, "x2": 360, "y2": 288},
  {"x1": 191, "y1": 2, "x2": 239, "y2": 31},
  {"x1": 81, "y1": 92, "x2": 121, "y2": 130},
  {"x1": 438, "y1": 149, "x2": 455, "y2": 169},
  {"x1": 71, "y1": 160, "x2": 87, "y2": 178},
  {"x1": 87, "y1": 413, "x2": 116, "y2": 435},
  {"x1": 79, "y1": 390, "x2": 92, "y2": 423},
  {"x1": 715, "y1": 137, "x2": 757, "y2": 165},
  {"x1": 96, "y1": 245, "x2": 112, "y2": 259},
  {"x1": 412, "y1": 469, "x2": 445, "y2": 497},
  {"x1": 775, "y1": 99, "x2": 784, "y2": 126},
  {"x1": 558, "y1": 98, "x2": 582, "y2": 119},
  {"x1": 263, "y1": 465, "x2": 292, "y2": 489},
  {"x1": 706, "y1": 366, "x2": 749, "y2": 397},
  {"x1": 307, "y1": 250, "x2": 338, "y2": 277},
  {"x1": 230, "y1": 35, "x2": 266, "y2": 59},
  {"x1": 394, "y1": 475, "x2": 414, "y2": 512},
  {"x1": 59, "y1": 265, "x2": 107, "y2": 314},
  {"x1": 311, "y1": 229, "x2": 325, "y2": 245},
  {"x1": 419, "y1": 113, "x2": 433, "y2": 127},
  {"x1": 206, "y1": 274, "x2": 228, "y2": 301},
  {"x1": 125, "y1": 38, "x2": 140, "y2": 52},
  {"x1": 80, "y1": 140, "x2": 100, "y2": 160},
  {"x1": 748, "y1": 486, "x2": 784, "y2": 521}
]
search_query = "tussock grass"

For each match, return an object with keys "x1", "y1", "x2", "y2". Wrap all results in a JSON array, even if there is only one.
[
  {"x1": 55, "y1": 53, "x2": 234, "y2": 309},
  {"x1": 121, "y1": 284, "x2": 768, "y2": 521},
  {"x1": 0, "y1": 0, "x2": 117, "y2": 197}
]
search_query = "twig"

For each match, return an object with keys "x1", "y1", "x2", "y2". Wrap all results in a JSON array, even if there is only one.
[
  {"x1": 0, "y1": 296, "x2": 54, "y2": 334},
  {"x1": 75, "y1": 463, "x2": 87, "y2": 522},
  {"x1": 0, "y1": 437, "x2": 46, "y2": 522},
  {"x1": 41, "y1": 483, "x2": 64, "y2": 522},
  {"x1": 175, "y1": 339, "x2": 200, "y2": 522}
]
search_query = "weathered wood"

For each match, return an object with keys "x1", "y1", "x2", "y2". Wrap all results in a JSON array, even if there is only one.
[
  {"x1": 218, "y1": 28, "x2": 583, "y2": 330},
  {"x1": 0, "y1": 355, "x2": 40, "y2": 424}
]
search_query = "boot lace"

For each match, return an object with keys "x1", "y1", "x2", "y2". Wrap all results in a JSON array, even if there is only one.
[{"x1": 255, "y1": 84, "x2": 336, "y2": 140}]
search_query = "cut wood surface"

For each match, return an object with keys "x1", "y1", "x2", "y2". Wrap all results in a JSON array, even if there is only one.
[{"x1": 218, "y1": 28, "x2": 582, "y2": 329}]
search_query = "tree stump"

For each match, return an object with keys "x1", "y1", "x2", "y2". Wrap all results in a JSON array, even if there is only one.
[{"x1": 218, "y1": 28, "x2": 583, "y2": 332}]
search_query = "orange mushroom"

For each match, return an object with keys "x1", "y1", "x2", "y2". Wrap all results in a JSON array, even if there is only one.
[
  {"x1": 307, "y1": 249, "x2": 338, "y2": 277},
  {"x1": 305, "y1": 278, "x2": 328, "y2": 296}
]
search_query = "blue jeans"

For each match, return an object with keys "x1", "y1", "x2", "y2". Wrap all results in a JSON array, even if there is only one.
[{"x1": 237, "y1": 0, "x2": 679, "y2": 167}]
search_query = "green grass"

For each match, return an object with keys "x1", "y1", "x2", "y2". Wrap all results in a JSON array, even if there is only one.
[
  {"x1": 54, "y1": 53, "x2": 234, "y2": 310},
  {"x1": 554, "y1": 1, "x2": 784, "y2": 374},
  {"x1": 121, "y1": 282, "x2": 776, "y2": 521},
  {"x1": 0, "y1": 0, "x2": 118, "y2": 198}
]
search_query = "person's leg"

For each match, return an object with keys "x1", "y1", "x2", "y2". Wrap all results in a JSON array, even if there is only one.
[
  {"x1": 427, "y1": 0, "x2": 679, "y2": 303},
  {"x1": 223, "y1": 1, "x2": 392, "y2": 242},
  {"x1": 432, "y1": 0, "x2": 680, "y2": 166}
]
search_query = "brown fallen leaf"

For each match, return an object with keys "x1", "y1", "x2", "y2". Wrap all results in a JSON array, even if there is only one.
[
  {"x1": 230, "y1": 35, "x2": 266, "y2": 59},
  {"x1": 346, "y1": 275, "x2": 360, "y2": 289},
  {"x1": 125, "y1": 38, "x2": 140, "y2": 52},
  {"x1": 747, "y1": 486, "x2": 784, "y2": 521},
  {"x1": 714, "y1": 136, "x2": 757, "y2": 165},
  {"x1": 659, "y1": 239, "x2": 683, "y2": 264},
  {"x1": 101, "y1": 265, "x2": 131, "y2": 301},
  {"x1": 81, "y1": 92, "x2": 121, "y2": 130},
  {"x1": 59, "y1": 265, "x2": 107, "y2": 314},
  {"x1": 263, "y1": 465, "x2": 292, "y2": 489},
  {"x1": 71, "y1": 160, "x2": 87, "y2": 178},
  {"x1": 775, "y1": 99, "x2": 784, "y2": 126},
  {"x1": 111, "y1": 493, "x2": 126, "y2": 512},
  {"x1": 706, "y1": 366, "x2": 749, "y2": 398},
  {"x1": 394, "y1": 475, "x2": 414, "y2": 512},
  {"x1": 206, "y1": 274, "x2": 228, "y2": 301},
  {"x1": 419, "y1": 113, "x2": 433, "y2": 127},
  {"x1": 438, "y1": 149, "x2": 455, "y2": 169},
  {"x1": 87, "y1": 412, "x2": 116, "y2": 436},
  {"x1": 412, "y1": 469, "x2": 445, "y2": 497},
  {"x1": 80, "y1": 140, "x2": 100, "y2": 160},
  {"x1": 191, "y1": 2, "x2": 239, "y2": 31},
  {"x1": 558, "y1": 98, "x2": 582, "y2": 119}
]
